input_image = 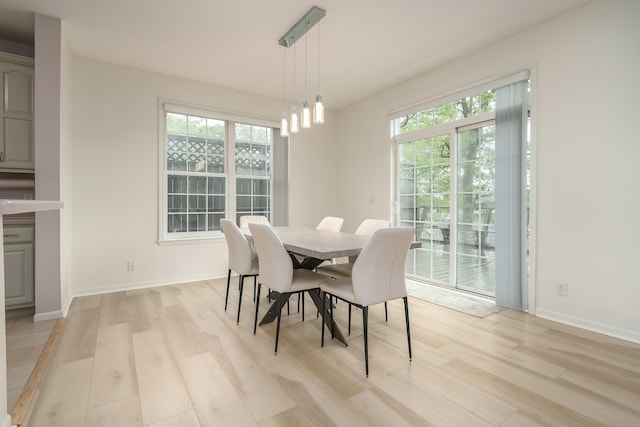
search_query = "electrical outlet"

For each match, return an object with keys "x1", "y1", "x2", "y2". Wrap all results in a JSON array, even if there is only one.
[
  {"x1": 127, "y1": 260, "x2": 137, "y2": 271},
  {"x1": 556, "y1": 283, "x2": 568, "y2": 297}
]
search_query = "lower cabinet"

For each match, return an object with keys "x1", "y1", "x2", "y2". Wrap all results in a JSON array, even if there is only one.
[{"x1": 4, "y1": 225, "x2": 34, "y2": 308}]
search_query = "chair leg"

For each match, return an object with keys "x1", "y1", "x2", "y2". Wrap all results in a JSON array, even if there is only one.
[
  {"x1": 403, "y1": 297, "x2": 412, "y2": 361},
  {"x1": 253, "y1": 284, "x2": 262, "y2": 335},
  {"x1": 275, "y1": 293, "x2": 288, "y2": 354},
  {"x1": 236, "y1": 275, "x2": 245, "y2": 324},
  {"x1": 348, "y1": 304, "x2": 352, "y2": 335},
  {"x1": 321, "y1": 291, "x2": 326, "y2": 347},
  {"x1": 363, "y1": 306, "x2": 369, "y2": 377},
  {"x1": 330, "y1": 294, "x2": 335, "y2": 339},
  {"x1": 253, "y1": 276, "x2": 257, "y2": 303},
  {"x1": 384, "y1": 301, "x2": 388, "y2": 322},
  {"x1": 224, "y1": 269, "x2": 232, "y2": 311}
]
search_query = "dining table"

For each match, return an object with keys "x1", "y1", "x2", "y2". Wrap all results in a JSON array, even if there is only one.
[{"x1": 242, "y1": 226, "x2": 371, "y2": 346}]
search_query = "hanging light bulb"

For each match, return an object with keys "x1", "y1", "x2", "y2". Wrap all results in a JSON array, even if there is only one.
[
  {"x1": 301, "y1": 31, "x2": 311, "y2": 129},
  {"x1": 280, "y1": 112, "x2": 289, "y2": 137},
  {"x1": 313, "y1": 94, "x2": 324, "y2": 124},
  {"x1": 290, "y1": 105, "x2": 299, "y2": 133},
  {"x1": 280, "y1": 47, "x2": 289, "y2": 137},
  {"x1": 289, "y1": 38, "x2": 300, "y2": 134},
  {"x1": 302, "y1": 100, "x2": 311, "y2": 128},
  {"x1": 313, "y1": 21, "x2": 324, "y2": 124}
]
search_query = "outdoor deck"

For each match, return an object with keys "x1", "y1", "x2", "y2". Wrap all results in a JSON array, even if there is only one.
[{"x1": 405, "y1": 242, "x2": 496, "y2": 296}]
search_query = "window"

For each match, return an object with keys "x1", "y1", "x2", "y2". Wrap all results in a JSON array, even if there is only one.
[
  {"x1": 234, "y1": 123, "x2": 271, "y2": 224},
  {"x1": 159, "y1": 101, "x2": 284, "y2": 242}
]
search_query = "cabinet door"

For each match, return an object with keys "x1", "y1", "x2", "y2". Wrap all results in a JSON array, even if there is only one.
[
  {"x1": 4, "y1": 242, "x2": 35, "y2": 308},
  {"x1": 0, "y1": 60, "x2": 34, "y2": 171}
]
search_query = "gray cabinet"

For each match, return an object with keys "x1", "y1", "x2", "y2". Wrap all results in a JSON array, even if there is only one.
[
  {"x1": 4, "y1": 225, "x2": 34, "y2": 308},
  {"x1": 0, "y1": 53, "x2": 34, "y2": 172}
]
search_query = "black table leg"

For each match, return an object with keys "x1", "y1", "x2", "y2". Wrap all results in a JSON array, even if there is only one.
[
  {"x1": 258, "y1": 289, "x2": 348, "y2": 347},
  {"x1": 259, "y1": 292, "x2": 292, "y2": 325}
]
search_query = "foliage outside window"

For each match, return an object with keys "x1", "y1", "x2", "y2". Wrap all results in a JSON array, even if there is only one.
[{"x1": 393, "y1": 91, "x2": 496, "y2": 134}]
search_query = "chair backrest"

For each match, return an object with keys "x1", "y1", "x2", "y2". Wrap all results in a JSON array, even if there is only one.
[
  {"x1": 239, "y1": 215, "x2": 270, "y2": 228},
  {"x1": 351, "y1": 227, "x2": 415, "y2": 306},
  {"x1": 316, "y1": 216, "x2": 344, "y2": 232},
  {"x1": 249, "y1": 223, "x2": 292, "y2": 292},
  {"x1": 220, "y1": 219, "x2": 256, "y2": 275},
  {"x1": 355, "y1": 219, "x2": 392, "y2": 236}
]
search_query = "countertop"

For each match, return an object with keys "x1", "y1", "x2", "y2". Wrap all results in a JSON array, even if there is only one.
[{"x1": 0, "y1": 200, "x2": 63, "y2": 215}]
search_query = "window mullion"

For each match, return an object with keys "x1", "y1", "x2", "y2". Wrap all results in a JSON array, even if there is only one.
[
  {"x1": 450, "y1": 129, "x2": 458, "y2": 288},
  {"x1": 227, "y1": 120, "x2": 236, "y2": 221}
]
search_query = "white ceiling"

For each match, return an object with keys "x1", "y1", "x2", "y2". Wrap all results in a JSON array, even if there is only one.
[{"x1": 0, "y1": 0, "x2": 592, "y2": 109}]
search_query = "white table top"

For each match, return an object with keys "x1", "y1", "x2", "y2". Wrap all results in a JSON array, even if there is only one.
[
  {"x1": 243, "y1": 226, "x2": 370, "y2": 259},
  {"x1": 0, "y1": 199, "x2": 63, "y2": 215}
]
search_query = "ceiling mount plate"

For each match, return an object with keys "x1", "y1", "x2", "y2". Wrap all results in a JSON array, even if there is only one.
[{"x1": 278, "y1": 6, "x2": 326, "y2": 48}]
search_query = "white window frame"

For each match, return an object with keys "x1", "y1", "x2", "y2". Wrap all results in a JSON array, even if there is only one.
[{"x1": 158, "y1": 99, "x2": 279, "y2": 244}]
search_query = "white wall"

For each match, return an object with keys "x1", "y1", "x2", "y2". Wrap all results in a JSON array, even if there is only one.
[
  {"x1": 336, "y1": 0, "x2": 640, "y2": 342},
  {"x1": 60, "y1": 23, "x2": 72, "y2": 313},
  {"x1": 288, "y1": 109, "x2": 341, "y2": 228},
  {"x1": 68, "y1": 57, "x2": 339, "y2": 301}
]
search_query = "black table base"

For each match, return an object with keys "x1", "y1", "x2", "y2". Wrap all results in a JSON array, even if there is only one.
[{"x1": 258, "y1": 288, "x2": 348, "y2": 347}]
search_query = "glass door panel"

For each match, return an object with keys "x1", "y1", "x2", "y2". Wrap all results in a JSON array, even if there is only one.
[
  {"x1": 455, "y1": 124, "x2": 496, "y2": 296},
  {"x1": 400, "y1": 134, "x2": 451, "y2": 286}
]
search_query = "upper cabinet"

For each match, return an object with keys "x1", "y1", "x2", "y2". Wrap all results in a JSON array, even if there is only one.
[{"x1": 0, "y1": 53, "x2": 34, "y2": 172}]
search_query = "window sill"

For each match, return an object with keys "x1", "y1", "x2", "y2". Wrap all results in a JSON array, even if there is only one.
[{"x1": 157, "y1": 234, "x2": 224, "y2": 246}]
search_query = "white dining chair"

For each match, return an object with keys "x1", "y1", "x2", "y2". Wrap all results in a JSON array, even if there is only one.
[
  {"x1": 292, "y1": 216, "x2": 345, "y2": 273},
  {"x1": 249, "y1": 223, "x2": 328, "y2": 354},
  {"x1": 317, "y1": 218, "x2": 391, "y2": 277},
  {"x1": 315, "y1": 216, "x2": 344, "y2": 232},
  {"x1": 220, "y1": 219, "x2": 259, "y2": 325},
  {"x1": 317, "y1": 218, "x2": 392, "y2": 332},
  {"x1": 239, "y1": 215, "x2": 270, "y2": 228},
  {"x1": 238, "y1": 215, "x2": 270, "y2": 295},
  {"x1": 320, "y1": 227, "x2": 415, "y2": 377}
]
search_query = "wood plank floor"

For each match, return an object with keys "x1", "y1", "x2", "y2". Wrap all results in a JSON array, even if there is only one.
[{"x1": 21, "y1": 277, "x2": 640, "y2": 426}]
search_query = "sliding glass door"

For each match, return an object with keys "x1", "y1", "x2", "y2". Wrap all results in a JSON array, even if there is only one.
[
  {"x1": 399, "y1": 123, "x2": 496, "y2": 297},
  {"x1": 394, "y1": 74, "x2": 530, "y2": 305}
]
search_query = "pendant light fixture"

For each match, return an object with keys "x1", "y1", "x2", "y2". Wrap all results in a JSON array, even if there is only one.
[
  {"x1": 278, "y1": 6, "x2": 326, "y2": 134},
  {"x1": 289, "y1": 41, "x2": 299, "y2": 134},
  {"x1": 313, "y1": 20, "x2": 324, "y2": 124},
  {"x1": 301, "y1": 34, "x2": 311, "y2": 129},
  {"x1": 290, "y1": 105, "x2": 299, "y2": 133},
  {"x1": 280, "y1": 48, "x2": 289, "y2": 137}
]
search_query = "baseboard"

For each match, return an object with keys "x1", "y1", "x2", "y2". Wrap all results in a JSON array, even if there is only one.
[
  {"x1": 33, "y1": 310, "x2": 63, "y2": 322},
  {"x1": 0, "y1": 413, "x2": 12, "y2": 427},
  {"x1": 536, "y1": 308, "x2": 640, "y2": 344},
  {"x1": 71, "y1": 273, "x2": 226, "y2": 299}
]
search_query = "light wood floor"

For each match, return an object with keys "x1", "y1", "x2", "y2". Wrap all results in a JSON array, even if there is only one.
[{"x1": 20, "y1": 278, "x2": 640, "y2": 426}]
